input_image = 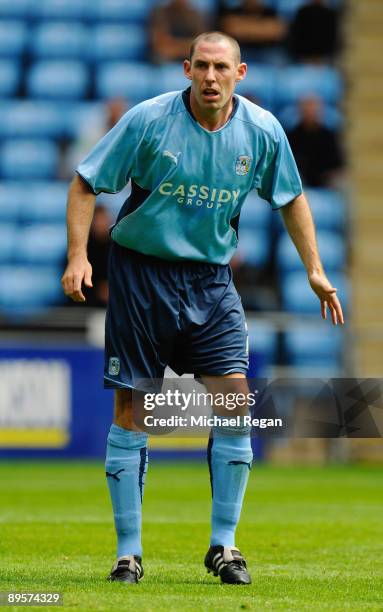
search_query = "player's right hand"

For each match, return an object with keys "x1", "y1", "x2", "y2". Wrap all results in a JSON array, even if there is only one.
[{"x1": 61, "y1": 255, "x2": 93, "y2": 302}]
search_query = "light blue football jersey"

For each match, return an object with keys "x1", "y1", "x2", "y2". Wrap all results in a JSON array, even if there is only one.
[{"x1": 77, "y1": 89, "x2": 302, "y2": 264}]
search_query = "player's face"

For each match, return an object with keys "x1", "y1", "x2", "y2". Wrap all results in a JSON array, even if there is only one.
[{"x1": 184, "y1": 41, "x2": 247, "y2": 114}]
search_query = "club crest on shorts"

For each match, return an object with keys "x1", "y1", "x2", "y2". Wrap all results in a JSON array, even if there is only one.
[
  {"x1": 235, "y1": 155, "x2": 252, "y2": 176},
  {"x1": 109, "y1": 357, "x2": 120, "y2": 376}
]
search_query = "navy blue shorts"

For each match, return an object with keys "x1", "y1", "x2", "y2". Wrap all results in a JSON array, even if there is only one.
[{"x1": 104, "y1": 242, "x2": 249, "y2": 389}]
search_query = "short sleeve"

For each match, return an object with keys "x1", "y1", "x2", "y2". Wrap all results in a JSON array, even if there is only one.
[
  {"x1": 255, "y1": 118, "x2": 303, "y2": 210},
  {"x1": 76, "y1": 105, "x2": 146, "y2": 195}
]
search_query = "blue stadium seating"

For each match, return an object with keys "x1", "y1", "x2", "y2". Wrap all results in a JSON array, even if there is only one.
[
  {"x1": 0, "y1": 20, "x2": 27, "y2": 57},
  {"x1": 89, "y1": 0, "x2": 151, "y2": 23},
  {"x1": 27, "y1": 61, "x2": 89, "y2": 99},
  {"x1": 30, "y1": 0, "x2": 86, "y2": 21},
  {"x1": 305, "y1": 188, "x2": 346, "y2": 233},
  {"x1": 278, "y1": 102, "x2": 343, "y2": 131},
  {"x1": 0, "y1": 265, "x2": 63, "y2": 313},
  {"x1": 0, "y1": 183, "x2": 23, "y2": 221},
  {"x1": 247, "y1": 318, "x2": 278, "y2": 364},
  {"x1": 239, "y1": 190, "x2": 273, "y2": 231},
  {"x1": 0, "y1": 181, "x2": 68, "y2": 223},
  {"x1": 0, "y1": 0, "x2": 347, "y2": 321},
  {"x1": 284, "y1": 324, "x2": 343, "y2": 369},
  {"x1": 237, "y1": 228, "x2": 270, "y2": 268},
  {"x1": 19, "y1": 182, "x2": 68, "y2": 223},
  {"x1": 64, "y1": 102, "x2": 105, "y2": 139},
  {"x1": 0, "y1": 60, "x2": 20, "y2": 96},
  {"x1": 0, "y1": 102, "x2": 66, "y2": 139},
  {"x1": 157, "y1": 64, "x2": 189, "y2": 97},
  {"x1": 90, "y1": 24, "x2": 147, "y2": 62},
  {"x1": 96, "y1": 62, "x2": 153, "y2": 102},
  {"x1": 277, "y1": 65, "x2": 343, "y2": 106},
  {"x1": 0, "y1": 0, "x2": 30, "y2": 19},
  {"x1": 30, "y1": 22, "x2": 88, "y2": 59},
  {"x1": 0, "y1": 223, "x2": 16, "y2": 262},
  {"x1": 236, "y1": 64, "x2": 277, "y2": 111},
  {"x1": 15, "y1": 224, "x2": 67, "y2": 264},
  {"x1": 277, "y1": 230, "x2": 346, "y2": 273},
  {"x1": 272, "y1": 188, "x2": 347, "y2": 235},
  {"x1": 0, "y1": 140, "x2": 59, "y2": 179},
  {"x1": 281, "y1": 270, "x2": 348, "y2": 314}
]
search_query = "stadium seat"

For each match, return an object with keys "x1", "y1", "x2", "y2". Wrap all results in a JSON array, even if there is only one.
[
  {"x1": 96, "y1": 62, "x2": 153, "y2": 103},
  {"x1": 284, "y1": 323, "x2": 343, "y2": 369},
  {"x1": 235, "y1": 63, "x2": 277, "y2": 111},
  {"x1": 0, "y1": 139, "x2": 59, "y2": 180},
  {"x1": 19, "y1": 182, "x2": 68, "y2": 223},
  {"x1": 247, "y1": 318, "x2": 278, "y2": 364},
  {"x1": 0, "y1": 0, "x2": 30, "y2": 19},
  {"x1": 281, "y1": 270, "x2": 348, "y2": 314},
  {"x1": 89, "y1": 0, "x2": 151, "y2": 23},
  {"x1": 0, "y1": 265, "x2": 63, "y2": 313},
  {"x1": 239, "y1": 190, "x2": 273, "y2": 232},
  {"x1": 30, "y1": 22, "x2": 88, "y2": 59},
  {"x1": 15, "y1": 224, "x2": 67, "y2": 264},
  {"x1": 27, "y1": 61, "x2": 89, "y2": 100},
  {"x1": 276, "y1": 230, "x2": 346, "y2": 273},
  {"x1": 0, "y1": 102, "x2": 66, "y2": 139},
  {"x1": 0, "y1": 20, "x2": 27, "y2": 57},
  {"x1": 0, "y1": 183, "x2": 23, "y2": 221},
  {"x1": 90, "y1": 24, "x2": 148, "y2": 62},
  {"x1": 272, "y1": 188, "x2": 347, "y2": 236},
  {"x1": 0, "y1": 223, "x2": 16, "y2": 262},
  {"x1": 276, "y1": 65, "x2": 343, "y2": 106},
  {"x1": 305, "y1": 188, "x2": 346, "y2": 233},
  {"x1": 278, "y1": 103, "x2": 343, "y2": 131},
  {"x1": 156, "y1": 64, "x2": 189, "y2": 97},
  {"x1": 64, "y1": 102, "x2": 105, "y2": 139},
  {"x1": 237, "y1": 228, "x2": 270, "y2": 268},
  {"x1": 0, "y1": 60, "x2": 20, "y2": 96},
  {"x1": 30, "y1": 0, "x2": 86, "y2": 21}
]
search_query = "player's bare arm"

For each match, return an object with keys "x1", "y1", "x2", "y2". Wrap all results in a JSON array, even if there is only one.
[
  {"x1": 280, "y1": 192, "x2": 344, "y2": 325},
  {"x1": 62, "y1": 174, "x2": 95, "y2": 303}
]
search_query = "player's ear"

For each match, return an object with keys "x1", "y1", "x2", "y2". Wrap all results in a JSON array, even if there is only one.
[
  {"x1": 235, "y1": 62, "x2": 247, "y2": 83},
  {"x1": 184, "y1": 59, "x2": 192, "y2": 80}
]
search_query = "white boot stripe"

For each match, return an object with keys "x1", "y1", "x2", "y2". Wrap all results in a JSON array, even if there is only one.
[{"x1": 213, "y1": 557, "x2": 223, "y2": 570}]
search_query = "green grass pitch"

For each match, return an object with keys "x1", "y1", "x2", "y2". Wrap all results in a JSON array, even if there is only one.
[{"x1": 0, "y1": 461, "x2": 382, "y2": 611}]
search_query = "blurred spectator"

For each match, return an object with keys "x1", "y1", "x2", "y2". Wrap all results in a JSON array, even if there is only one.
[
  {"x1": 85, "y1": 205, "x2": 112, "y2": 307},
  {"x1": 289, "y1": 0, "x2": 340, "y2": 63},
  {"x1": 217, "y1": 0, "x2": 287, "y2": 62},
  {"x1": 149, "y1": 0, "x2": 207, "y2": 64},
  {"x1": 286, "y1": 96, "x2": 344, "y2": 187},
  {"x1": 62, "y1": 98, "x2": 127, "y2": 180}
]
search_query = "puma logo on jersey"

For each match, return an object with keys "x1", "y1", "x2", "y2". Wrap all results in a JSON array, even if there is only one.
[{"x1": 163, "y1": 150, "x2": 180, "y2": 165}]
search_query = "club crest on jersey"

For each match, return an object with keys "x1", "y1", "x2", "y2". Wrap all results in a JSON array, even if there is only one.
[
  {"x1": 235, "y1": 155, "x2": 252, "y2": 176},
  {"x1": 109, "y1": 357, "x2": 120, "y2": 376}
]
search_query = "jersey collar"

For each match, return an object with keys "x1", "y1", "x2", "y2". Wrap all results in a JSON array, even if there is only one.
[{"x1": 182, "y1": 87, "x2": 239, "y2": 128}]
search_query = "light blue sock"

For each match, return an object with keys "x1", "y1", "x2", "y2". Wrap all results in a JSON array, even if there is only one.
[
  {"x1": 105, "y1": 424, "x2": 148, "y2": 558},
  {"x1": 207, "y1": 420, "x2": 253, "y2": 547}
]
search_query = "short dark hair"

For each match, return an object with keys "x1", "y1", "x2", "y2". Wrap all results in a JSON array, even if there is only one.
[{"x1": 189, "y1": 31, "x2": 241, "y2": 64}]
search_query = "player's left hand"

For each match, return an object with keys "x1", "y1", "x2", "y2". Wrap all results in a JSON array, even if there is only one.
[{"x1": 308, "y1": 271, "x2": 344, "y2": 325}]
